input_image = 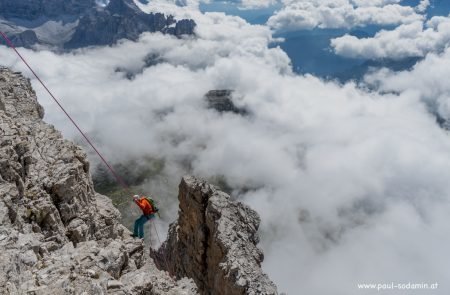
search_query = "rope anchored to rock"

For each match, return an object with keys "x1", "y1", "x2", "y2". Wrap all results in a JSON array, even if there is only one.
[{"x1": 0, "y1": 30, "x2": 172, "y2": 276}]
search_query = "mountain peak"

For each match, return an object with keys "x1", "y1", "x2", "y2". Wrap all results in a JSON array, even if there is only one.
[
  {"x1": 0, "y1": 0, "x2": 96, "y2": 20},
  {"x1": 106, "y1": 0, "x2": 140, "y2": 15},
  {"x1": 0, "y1": 0, "x2": 196, "y2": 49}
]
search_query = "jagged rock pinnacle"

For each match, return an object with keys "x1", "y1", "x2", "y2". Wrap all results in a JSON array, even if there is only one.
[{"x1": 152, "y1": 176, "x2": 278, "y2": 295}]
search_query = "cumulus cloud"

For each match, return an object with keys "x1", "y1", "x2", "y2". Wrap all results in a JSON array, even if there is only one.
[
  {"x1": 239, "y1": 0, "x2": 279, "y2": 9},
  {"x1": 331, "y1": 15, "x2": 450, "y2": 59},
  {"x1": 95, "y1": 0, "x2": 110, "y2": 7},
  {"x1": 416, "y1": 0, "x2": 431, "y2": 13},
  {"x1": 136, "y1": 0, "x2": 278, "y2": 11},
  {"x1": 135, "y1": 0, "x2": 202, "y2": 10},
  {"x1": 1, "y1": 2, "x2": 450, "y2": 294},
  {"x1": 351, "y1": 0, "x2": 402, "y2": 6},
  {"x1": 267, "y1": 0, "x2": 425, "y2": 31},
  {"x1": 365, "y1": 47, "x2": 450, "y2": 125}
]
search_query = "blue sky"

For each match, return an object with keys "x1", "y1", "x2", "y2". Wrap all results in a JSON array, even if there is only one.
[{"x1": 197, "y1": 0, "x2": 450, "y2": 79}]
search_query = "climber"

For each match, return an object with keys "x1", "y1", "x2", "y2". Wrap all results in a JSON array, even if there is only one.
[{"x1": 132, "y1": 195, "x2": 158, "y2": 239}]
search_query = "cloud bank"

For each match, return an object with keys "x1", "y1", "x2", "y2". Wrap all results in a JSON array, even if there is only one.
[
  {"x1": 267, "y1": 0, "x2": 425, "y2": 32},
  {"x1": 365, "y1": 47, "x2": 450, "y2": 125},
  {"x1": 239, "y1": 0, "x2": 278, "y2": 9},
  {"x1": 1, "y1": 2, "x2": 450, "y2": 294},
  {"x1": 332, "y1": 15, "x2": 450, "y2": 59}
]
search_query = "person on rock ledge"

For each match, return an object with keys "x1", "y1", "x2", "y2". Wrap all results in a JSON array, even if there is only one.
[{"x1": 132, "y1": 195, "x2": 159, "y2": 239}]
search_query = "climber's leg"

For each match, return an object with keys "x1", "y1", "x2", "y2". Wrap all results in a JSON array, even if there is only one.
[
  {"x1": 137, "y1": 215, "x2": 148, "y2": 239},
  {"x1": 133, "y1": 217, "x2": 140, "y2": 237}
]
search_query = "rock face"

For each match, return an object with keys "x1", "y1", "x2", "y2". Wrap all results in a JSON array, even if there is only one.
[
  {"x1": 205, "y1": 90, "x2": 248, "y2": 115},
  {"x1": 0, "y1": 67, "x2": 198, "y2": 294},
  {"x1": 151, "y1": 176, "x2": 278, "y2": 295},
  {"x1": 7, "y1": 30, "x2": 40, "y2": 48},
  {"x1": 0, "y1": 0, "x2": 95, "y2": 20},
  {"x1": 0, "y1": 0, "x2": 196, "y2": 50},
  {"x1": 65, "y1": 0, "x2": 196, "y2": 49}
]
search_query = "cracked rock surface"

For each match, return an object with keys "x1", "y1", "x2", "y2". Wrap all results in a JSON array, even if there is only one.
[
  {"x1": 0, "y1": 67, "x2": 197, "y2": 294},
  {"x1": 151, "y1": 176, "x2": 278, "y2": 295}
]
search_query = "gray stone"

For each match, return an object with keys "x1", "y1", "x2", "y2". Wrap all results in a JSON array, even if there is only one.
[
  {"x1": 7, "y1": 30, "x2": 39, "y2": 48},
  {"x1": 205, "y1": 90, "x2": 248, "y2": 115},
  {"x1": 107, "y1": 279, "x2": 124, "y2": 289},
  {"x1": 0, "y1": 67, "x2": 198, "y2": 294},
  {"x1": 0, "y1": 0, "x2": 196, "y2": 50},
  {"x1": 151, "y1": 176, "x2": 278, "y2": 295},
  {"x1": 0, "y1": 0, "x2": 95, "y2": 20}
]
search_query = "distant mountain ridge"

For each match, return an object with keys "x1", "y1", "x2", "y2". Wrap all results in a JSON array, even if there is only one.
[
  {"x1": 0, "y1": 0, "x2": 95, "y2": 20},
  {"x1": 0, "y1": 0, "x2": 196, "y2": 49}
]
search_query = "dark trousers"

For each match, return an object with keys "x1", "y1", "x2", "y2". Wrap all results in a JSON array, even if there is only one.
[{"x1": 133, "y1": 214, "x2": 154, "y2": 238}]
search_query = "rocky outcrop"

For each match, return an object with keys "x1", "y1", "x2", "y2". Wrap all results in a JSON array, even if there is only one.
[
  {"x1": 0, "y1": 0, "x2": 196, "y2": 50},
  {"x1": 205, "y1": 90, "x2": 248, "y2": 115},
  {"x1": 7, "y1": 30, "x2": 40, "y2": 48},
  {"x1": 0, "y1": 0, "x2": 95, "y2": 20},
  {"x1": 152, "y1": 176, "x2": 278, "y2": 295},
  {"x1": 0, "y1": 67, "x2": 197, "y2": 294},
  {"x1": 65, "y1": 0, "x2": 196, "y2": 49}
]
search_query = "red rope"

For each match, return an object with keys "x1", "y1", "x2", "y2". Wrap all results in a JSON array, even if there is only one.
[
  {"x1": 1, "y1": 31, "x2": 174, "y2": 276},
  {"x1": 0, "y1": 31, "x2": 129, "y2": 190}
]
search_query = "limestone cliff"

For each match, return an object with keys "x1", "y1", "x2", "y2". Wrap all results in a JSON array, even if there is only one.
[
  {"x1": 0, "y1": 67, "x2": 197, "y2": 294},
  {"x1": 0, "y1": 67, "x2": 277, "y2": 294},
  {"x1": 151, "y1": 176, "x2": 278, "y2": 295}
]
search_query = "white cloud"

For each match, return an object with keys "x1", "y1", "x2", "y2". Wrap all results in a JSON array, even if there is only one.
[
  {"x1": 239, "y1": 0, "x2": 278, "y2": 9},
  {"x1": 416, "y1": 0, "x2": 431, "y2": 13},
  {"x1": 267, "y1": 0, "x2": 425, "y2": 31},
  {"x1": 331, "y1": 15, "x2": 450, "y2": 59},
  {"x1": 134, "y1": 0, "x2": 202, "y2": 12},
  {"x1": 95, "y1": 0, "x2": 110, "y2": 7},
  {"x1": 365, "y1": 47, "x2": 450, "y2": 124},
  {"x1": 351, "y1": 0, "x2": 402, "y2": 7},
  {"x1": 135, "y1": 0, "x2": 278, "y2": 11},
  {"x1": 1, "y1": 3, "x2": 450, "y2": 294}
]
